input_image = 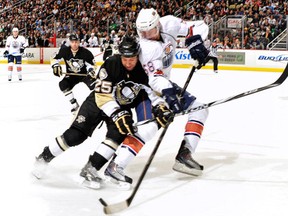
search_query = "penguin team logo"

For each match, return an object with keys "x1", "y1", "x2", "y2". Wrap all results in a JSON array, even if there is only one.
[
  {"x1": 76, "y1": 115, "x2": 86, "y2": 123},
  {"x1": 67, "y1": 58, "x2": 84, "y2": 73},
  {"x1": 114, "y1": 80, "x2": 142, "y2": 105}
]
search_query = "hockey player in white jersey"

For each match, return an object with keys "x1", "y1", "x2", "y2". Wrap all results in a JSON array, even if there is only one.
[
  {"x1": 3, "y1": 27, "x2": 28, "y2": 81},
  {"x1": 104, "y1": 8, "x2": 210, "y2": 181}
]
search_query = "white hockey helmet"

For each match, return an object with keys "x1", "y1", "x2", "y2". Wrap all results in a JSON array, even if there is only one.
[
  {"x1": 12, "y1": 27, "x2": 19, "y2": 32},
  {"x1": 136, "y1": 8, "x2": 160, "y2": 32}
]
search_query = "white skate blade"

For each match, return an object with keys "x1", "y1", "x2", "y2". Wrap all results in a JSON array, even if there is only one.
[
  {"x1": 31, "y1": 169, "x2": 45, "y2": 179},
  {"x1": 78, "y1": 176, "x2": 101, "y2": 190},
  {"x1": 172, "y1": 160, "x2": 203, "y2": 176},
  {"x1": 104, "y1": 176, "x2": 131, "y2": 191}
]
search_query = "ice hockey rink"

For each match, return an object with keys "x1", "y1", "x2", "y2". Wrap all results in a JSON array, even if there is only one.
[{"x1": 1, "y1": 64, "x2": 288, "y2": 216}]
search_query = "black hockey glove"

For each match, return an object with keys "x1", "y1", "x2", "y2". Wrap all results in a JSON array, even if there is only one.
[
  {"x1": 87, "y1": 67, "x2": 96, "y2": 79},
  {"x1": 171, "y1": 82, "x2": 196, "y2": 111},
  {"x1": 52, "y1": 63, "x2": 62, "y2": 77},
  {"x1": 111, "y1": 109, "x2": 136, "y2": 135},
  {"x1": 152, "y1": 104, "x2": 174, "y2": 128},
  {"x1": 162, "y1": 87, "x2": 182, "y2": 114},
  {"x1": 185, "y1": 34, "x2": 209, "y2": 68},
  {"x1": 20, "y1": 47, "x2": 25, "y2": 54},
  {"x1": 3, "y1": 50, "x2": 9, "y2": 58}
]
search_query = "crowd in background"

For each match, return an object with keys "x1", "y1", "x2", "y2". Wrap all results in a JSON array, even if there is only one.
[{"x1": 0, "y1": 0, "x2": 287, "y2": 49}]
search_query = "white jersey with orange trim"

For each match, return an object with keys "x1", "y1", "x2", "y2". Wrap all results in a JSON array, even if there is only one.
[
  {"x1": 139, "y1": 15, "x2": 208, "y2": 93},
  {"x1": 5, "y1": 35, "x2": 28, "y2": 56}
]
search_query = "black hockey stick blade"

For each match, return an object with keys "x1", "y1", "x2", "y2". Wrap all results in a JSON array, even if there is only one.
[
  {"x1": 99, "y1": 123, "x2": 172, "y2": 214},
  {"x1": 181, "y1": 63, "x2": 288, "y2": 115}
]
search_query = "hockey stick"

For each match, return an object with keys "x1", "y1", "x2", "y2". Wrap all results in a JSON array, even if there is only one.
[
  {"x1": 99, "y1": 66, "x2": 197, "y2": 214},
  {"x1": 62, "y1": 72, "x2": 87, "y2": 77},
  {"x1": 136, "y1": 63, "x2": 288, "y2": 127},
  {"x1": 180, "y1": 63, "x2": 288, "y2": 115}
]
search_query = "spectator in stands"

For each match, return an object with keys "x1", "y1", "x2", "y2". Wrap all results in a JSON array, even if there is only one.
[
  {"x1": 248, "y1": 35, "x2": 261, "y2": 49},
  {"x1": 1, "y1": 0, "x2": 286, "y2": 51},
  {"x1": 80, "y1": 39, "x2": 88, "y2": 47},
  {"x1": 231, "y1": 38, "x2": 241, "y2": 49},
  {"x1": 43, "y1": 34, "x2": 50, "y2": 47},
  {"x1": 88, "y1": 33, "x2": 99, "y2": 47}
]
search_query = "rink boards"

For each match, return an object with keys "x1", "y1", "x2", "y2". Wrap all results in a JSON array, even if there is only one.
[{"x1": 0, "y1": 47, "x2": 286, "y2": 72}]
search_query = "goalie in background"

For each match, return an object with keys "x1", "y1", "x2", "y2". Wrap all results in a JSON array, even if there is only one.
[
  {"x1": 51, "y1": 33, "x2": 97, "y2": 114},
  {"x1": 4, "y1": 27, "x2": 28, "y2": 81}
]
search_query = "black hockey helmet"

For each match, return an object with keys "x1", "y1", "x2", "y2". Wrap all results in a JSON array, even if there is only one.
[
  {"x1": 118, "y1": 36, "x2": 140, "y2": 57},
  {"x1": 69, "y1": 33, "x2": 80, "y2": 41}
]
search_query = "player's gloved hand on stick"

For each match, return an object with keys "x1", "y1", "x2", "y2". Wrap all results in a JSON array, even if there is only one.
[
  {"x1": 52, "y1": 63, "x2": 62, "y2": 77},
  {"x1": 171, "y1": 82, "x2": 196, "y2": 111},
  {"x1": 3, "y1": 50, "x2": 9, "y2": 57},
  {"x1": 185, "y1": 34, "x2": 209, "y2": 68},
  {"x1": 152, "y1": 103, "x2": 174, "y2": 127},
  {"x1": 111, "y1": 109, "x2": 136, "y2": 135},
  {"x1": 162, "y1": 87, "x2": 183, "y2": 114},
  {"x1": 87, "y1": 68, "x2": 96, "y2": 79},
  {"x1": 20, "y1": 47, "x2": 25, "y2": 54}
]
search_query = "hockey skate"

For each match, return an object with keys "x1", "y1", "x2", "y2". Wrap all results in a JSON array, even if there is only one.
[
  {"x1": 79, "y1": 161, "x2": 102, "y2": 189},
  {"x1": 32, "y1": 146, "x2": 54, "y2": 179},
  {"x1": 172, "y1": 140, "x2": 203, "y2": 176},
  {"x1": 8, "y1": 74, "x2": 12, "y2": 82},
  {"x1": 104, "y1": 160, "x2": 132, "y2": 190}
]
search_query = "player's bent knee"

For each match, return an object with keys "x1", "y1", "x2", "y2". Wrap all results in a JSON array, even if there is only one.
[
  {"x1": 62, "y1": 127, "x2": 88, "y2": 147},
  {"x1": 59, "y1": 79, "x2": 71, "y2": 92},
  {"x1": 136, "y1": 121, "x2": 158, "y2": 142}
]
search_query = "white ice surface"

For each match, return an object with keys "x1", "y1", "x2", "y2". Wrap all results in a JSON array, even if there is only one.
[{"x1": 1, "y1": 64, "x2": 288, "y2": 216}]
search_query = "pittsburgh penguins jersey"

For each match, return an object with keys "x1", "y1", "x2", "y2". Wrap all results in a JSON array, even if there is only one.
[
  {"x1": 52, "y1": 46, "x2": 95, "y2": 74},
  {"x1": 139, "y1": 15, "x2": 208, "y2": 93},
  {"x1": 101, "y1": 39, "x2": 113, "y2": 52},
  {"x1": 5, "y1": 35, "x2": 28, "y2": 56},
  {"x1": 95, "y1": 54, "x2": 164, "y2": 117}
]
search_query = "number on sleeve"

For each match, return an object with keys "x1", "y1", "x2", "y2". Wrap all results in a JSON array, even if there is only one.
[{"x1": 95, "y1": 79, "x2": 112, "y2": 93}]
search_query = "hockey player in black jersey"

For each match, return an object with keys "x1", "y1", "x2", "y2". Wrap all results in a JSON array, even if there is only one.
[
  {"x1": 51, "y1": 33, "x2": 97, "y2": 113},
  {"x1": 101, "y1": 35, "x2": 114, "y2": 60},
  {"x1": 33, "y1": 36, "x2": 173, "y2": 189}
]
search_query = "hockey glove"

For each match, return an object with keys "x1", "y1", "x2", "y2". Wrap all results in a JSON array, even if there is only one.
[
  {"x1": 152, "y1": 104, "x2": 174, "y2": 128},
  {"x1": 52, "y1": 63, "x2": 62, "y2": 77},
  {"x1": 3, "y1": 50, "x2": 9, "y2": 58},
  {"x1": 171, "y1": 82, "x2": 196, "y2": 111},
  {"x1": 87, "y1": 67, "x2": 96, "y2": 79},
  {"x1": 185, "y1": 34, "x2": 209, "y2": 68},
  {"x1": 111, "y1": 109, "x2": 136, "y2": 135},
  {"x1": 20, "y1": 47, "x2": 25, "y2": 54},
  {"x1": 162, "y1": 87, "x2": 182, "y2": 114}
]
